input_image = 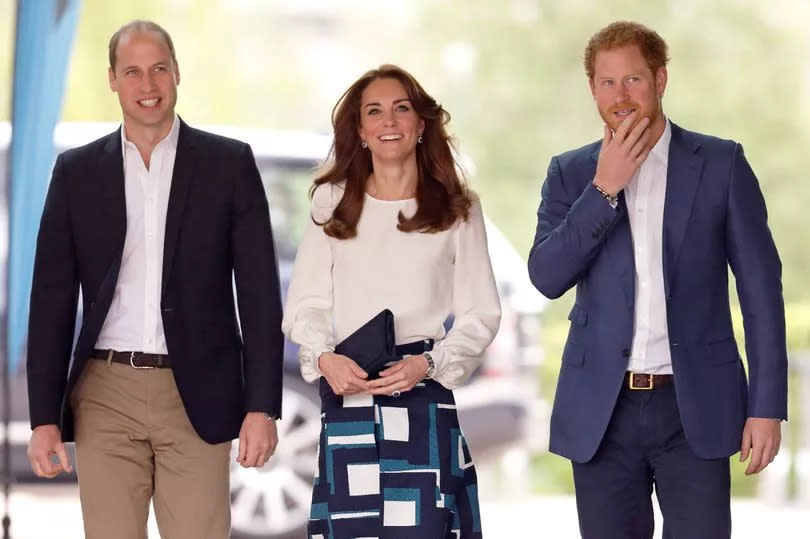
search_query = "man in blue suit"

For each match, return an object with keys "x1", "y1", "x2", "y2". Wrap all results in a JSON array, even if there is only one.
[{"x1": 528, "y1": 21, "x2": 787, "y2": 538}]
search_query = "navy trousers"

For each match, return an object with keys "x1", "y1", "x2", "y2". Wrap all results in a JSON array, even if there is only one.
[{"x1": 571, "y1": 383, "x2": 731, "y2": 539}]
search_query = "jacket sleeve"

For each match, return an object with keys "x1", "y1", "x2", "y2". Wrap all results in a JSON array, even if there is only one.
[
  {"x1": 725, "y1": 143, "x2": 788, "y2": 420},
  {"x1": 231, "y1": 143, "x2": 285, "y2": 418},
  {"x1": 527, "y1": 155, "x2": 623, "y2": 298},
  {"x1": 27, "y1": 154, "x2": 80, "y2": 428}
]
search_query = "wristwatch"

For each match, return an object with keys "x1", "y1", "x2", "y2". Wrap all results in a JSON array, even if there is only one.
[{"x1": 424, "y1": 352, "x2": 436, "y2": 379}]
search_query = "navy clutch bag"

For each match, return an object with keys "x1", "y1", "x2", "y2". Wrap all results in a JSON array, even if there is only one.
[{"x1": 334, "y1": 309, "x2": 397, "y2": 379}]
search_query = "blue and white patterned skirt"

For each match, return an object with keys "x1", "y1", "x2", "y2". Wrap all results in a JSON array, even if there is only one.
[{"x1": 308, "y1": 345, "x2": 482, "y2": 539}]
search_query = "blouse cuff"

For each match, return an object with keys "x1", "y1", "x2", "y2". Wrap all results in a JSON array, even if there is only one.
[{"x1": 299, "y1": 344, "x2": 334, "y2": 383}]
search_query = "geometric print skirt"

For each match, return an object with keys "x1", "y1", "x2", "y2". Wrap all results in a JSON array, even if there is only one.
[{"x1": 308, "y1": 343, "x2": 482, "y2": 539}]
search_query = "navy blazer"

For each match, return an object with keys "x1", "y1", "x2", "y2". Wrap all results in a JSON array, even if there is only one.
[
  {"x1": 528, "y1": 122, "x2": 788, "y2": 463},
  {"x1": 27, "y1": 120, "x2": 285, "y2": 444}
]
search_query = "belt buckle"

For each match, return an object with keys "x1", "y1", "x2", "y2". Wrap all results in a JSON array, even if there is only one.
[
  {"x1": 129, "y1": 351, "x2": 155, "y2": 369},
  {"x1": 628, "y1": 373, "x2": 653, "y2": 390}
]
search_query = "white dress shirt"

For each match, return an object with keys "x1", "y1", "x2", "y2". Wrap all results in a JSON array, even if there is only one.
[
  {"x1": 625, "y1": 118, "x2": 673, "y2": 374},
  {"x1": 282, "y1": 183, "x2": 502, "y2": 390},
  {"x1": 95, "y1": 115, "x2": 179, "y2": 354}
]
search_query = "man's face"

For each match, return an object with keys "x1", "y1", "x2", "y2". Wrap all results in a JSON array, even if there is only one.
[
  {"x1": 589, "y1": 44, "x2": 667, "y2": 132},
  {"x1": 108, "y1": 30, "x2": 179, "y2": 134}
]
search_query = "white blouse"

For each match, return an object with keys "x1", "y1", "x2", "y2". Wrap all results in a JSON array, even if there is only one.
[{"x1": 281, "y1": 182, "x2": 502, "y2": 390}]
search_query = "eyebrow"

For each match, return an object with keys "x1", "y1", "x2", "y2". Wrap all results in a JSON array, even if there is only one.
[
  {"x1": 598, "y1": 72, "x2": 642, "y2": 80},
  {"x1": 120, "y1": 61, "x2": 170, "y2": 71},
  {"x1": 363, "y1": 98, "x2": 411, "y2": 108}
]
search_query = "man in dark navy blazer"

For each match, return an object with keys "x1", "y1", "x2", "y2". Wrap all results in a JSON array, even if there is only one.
[
  {"x1": 25, "y1": 20, "x2": 284, "y2": 539},
  {"x1": 528, "y1": 21, "x2": 787, "y2": 538}
]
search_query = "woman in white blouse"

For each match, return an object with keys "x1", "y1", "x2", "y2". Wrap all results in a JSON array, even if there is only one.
[{"x1": 282, "y1": 64, "x2": 501, "y2": 539}]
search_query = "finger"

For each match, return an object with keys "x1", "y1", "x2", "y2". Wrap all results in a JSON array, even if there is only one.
[
  {"x1": 601, "y1": 124, "x2": 612, "y2": 149},
  {"x1": 35, "y1": 454, "x2": 60, "y2": 478},
  {"x1": 29, "y1": 455, "x2": 45, "y2": 478},
  {"x1": 242, "y1": 443, "x2": 259, "y2": 468},
  {"x1": 369, "y1": 381, "x2": 403, "y2": 395},
  {"x1": 740, "y1": 428, "x2": 752, "y2": 462},
  {"x1": 378, "y1": 363, "x2": 405, "y2": 377},
  {"x1": 614, "y1": 111, "x2": 638, "y2": 142},
  {"x1": 633, "y1": 149, "x2": 650, "y2": 165},
  {"x1": 745, "y1": 443, "x2": 765, "y2": 475},
  {"x1": 253, "y1": 452, "x2": 268, "y2": 468},
  {"x1": 55, "y1": 443, "x2": 73, "y2": 473},
  {"x1": 236, "y1": 432, "x2": 247, "y2": 464},
  {"x1": 347, "y1": 361, "x2": 368, "y2": 379},
  {"x1": 628, "y1": 128, "x2": 651, "y2": 159},
  {"x1": 766, "y1": 443, "x2": 777, "y2": 465},
  {"x1": 762, "y1": 441, "x2": 776, "y2": 467},
  {"x1": 622, "y1": 116, "x2": 650, "y2": 149}
]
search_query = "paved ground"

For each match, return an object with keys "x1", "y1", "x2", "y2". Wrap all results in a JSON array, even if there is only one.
[{"x1": 1, "y1": 484, "x2": 808, "y2": 538}]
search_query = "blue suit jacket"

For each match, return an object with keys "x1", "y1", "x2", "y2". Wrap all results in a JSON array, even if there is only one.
[{"x1": 528, "y1": 122, "x2": 788, "y2": 463}]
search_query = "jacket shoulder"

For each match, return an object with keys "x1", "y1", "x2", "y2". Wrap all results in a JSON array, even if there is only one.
[
  {"x1": 553, "y1": 140, "x2": 601, "y2": 171},
  {"x1": 672, "y1": 124, "x2": 740, "y2": 157},
  {"x1": 185, "y1": 126, "x2": 250, "y2": 155},
  {"x1": 57, "y1": 131, "x2": 116, "y2": 165}
]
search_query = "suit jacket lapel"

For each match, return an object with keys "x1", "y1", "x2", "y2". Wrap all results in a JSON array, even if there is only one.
[
  {"x1": 162, "y1": 119, "x2": 196, "y2": 297},
  {"x1": 663, "y1": 123, "x2": 704, "y2": 296},
  {"x1": 591, "y1": 145, "x2": 635, "y2": 310},
  {"x1": 98, "y1": 130, "x2": 127, "y2": 252}
]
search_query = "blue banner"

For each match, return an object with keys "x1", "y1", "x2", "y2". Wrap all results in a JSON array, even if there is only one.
[{"x1": 7, "y1": 0, "x2": 81, "y2": 372}]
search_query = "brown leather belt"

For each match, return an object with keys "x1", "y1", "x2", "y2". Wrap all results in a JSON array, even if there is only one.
[
  {"x1": 92, "y1": 349, "x2": 171, "y2": 369},
  {"x1": 624, "y1": 372, "x2": 673, "y2": 390}
]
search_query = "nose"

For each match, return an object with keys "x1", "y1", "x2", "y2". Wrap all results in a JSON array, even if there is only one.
[
  {"x1": 615, "y1": 82, "x2": 630, "y2": 102},
  {"x1": 382, "y1": 109, "x2": 395, "y2": 126},
  {"x1": 141, "y1": 71, "x2": 157, "y2": 93}
]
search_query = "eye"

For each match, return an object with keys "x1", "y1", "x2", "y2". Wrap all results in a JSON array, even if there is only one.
[
  {"x1": 626, "y1": 76, "x2": 639, "y2": 83},
  {"x1": 154, "y1": 66, "x2": 166, "y2": 72},
  {"x1": 601, "y1": 80, "x2": 613, "y2": 87},
  {"x1": 125, "y1": 69, "x2": 138, "y2": 76},
  {"x1": 395, "y1": 103, "x2": 411, "y2": 112},
  {"x1": 367, "y1": 108, "x2": 380, "y2": 115}
]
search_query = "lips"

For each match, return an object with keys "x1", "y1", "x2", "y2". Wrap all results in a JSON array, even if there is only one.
[
  {"x1": 378, "y1": 134, "x2": 403, "y2": 141},
  {"x1": 138, "y1": 97, "x2": 161, "y2": 108},
  {"x1": 609, "y1": 102, "x2": 639, "y2": 117}
]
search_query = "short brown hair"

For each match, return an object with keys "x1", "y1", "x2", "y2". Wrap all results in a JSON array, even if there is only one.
[
  {"x1": 584, "y1": 21, "x2": 669, "y2": 80},
  {"x1": 312, "y1": 64, "x2": 472, "y2": 239},
  {"x1": 108, "y1": 20, "x2": 177, "y2": 71}
]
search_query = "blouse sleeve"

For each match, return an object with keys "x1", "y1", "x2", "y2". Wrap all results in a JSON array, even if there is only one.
[
  {"x1": 281, "y1": 184, "x2": 339, "y2": 383},
  {"x1": 430, "y1": 198, "x2": 502, "y2": 389}
]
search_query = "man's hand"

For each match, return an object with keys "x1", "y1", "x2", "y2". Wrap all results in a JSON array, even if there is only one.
[
  {"x1": 318, "y1": 352, "x2": 369, "y2": 396},
  {"x1": 236, "y1": 412, "x2": 278, "y2": 468},
  {"x1": 28, "y1": 424, "x2": 73, "y2": 478},
  {"x1": 740, "y1": 417, "x2": 781, "y2": 475},
  {"x1": 593, "y1": 113, "x2": 651, "y2": 195},
  {"x1": 367, "y1": 355, "x2": 429, "y2": 396}
]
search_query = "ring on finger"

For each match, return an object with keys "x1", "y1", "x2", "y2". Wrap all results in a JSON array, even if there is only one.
[{"x1": 392, "y1": 389, "x2": 401, "y2": 398}]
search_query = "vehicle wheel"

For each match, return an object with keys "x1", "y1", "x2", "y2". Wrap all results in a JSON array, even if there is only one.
[{"x1": 229, "y1": 377, "x2": 321, "y2": 538}]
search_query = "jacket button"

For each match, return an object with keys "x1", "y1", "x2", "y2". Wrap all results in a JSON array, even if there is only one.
[
  {"x1": 622, "y1": 348, "x2": 630, "y2": 357},
  {"x1": 671, "y1": 342, "x2": 679, "y2": 349}
]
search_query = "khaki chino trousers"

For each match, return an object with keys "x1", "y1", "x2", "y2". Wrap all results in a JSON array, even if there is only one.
[{"x1": 70, "y1": 358, "x2": 231, "y2": 539}]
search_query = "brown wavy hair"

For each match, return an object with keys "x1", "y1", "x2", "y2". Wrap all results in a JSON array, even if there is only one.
[
  {"x1": 311, "y1": 64, "x2": 472, "y2": 239},
  {"x1": 584, "y1": 21, "x2": 669, "y2": 80}
]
